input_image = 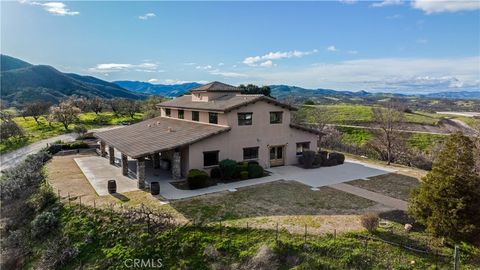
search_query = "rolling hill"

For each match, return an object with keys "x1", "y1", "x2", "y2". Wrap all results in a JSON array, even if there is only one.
[
  {"x1": 114, "y1": 81, "x2": 201, "y2": 97},
  {"x1": 0, "y1": 55, "x2": 146, "y2": 107}
]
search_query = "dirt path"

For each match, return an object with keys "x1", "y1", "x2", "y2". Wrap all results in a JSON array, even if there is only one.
[
  {"x1": 0, "y1": 126, "x2": 121, "y2": 174},
  {"x1": 329, "y1": 183, "x2": 408, "y2": 211}
]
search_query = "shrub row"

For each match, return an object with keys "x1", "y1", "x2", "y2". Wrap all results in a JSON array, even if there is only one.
[
  {"x1": 299, "y1": 150, "x2": 345, "y2": 169},
  {"x1": 187, "y1": 159, "x2": 265, "y2": 189}
]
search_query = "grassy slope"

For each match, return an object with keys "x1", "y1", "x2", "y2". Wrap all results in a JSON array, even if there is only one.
[{"x1": 0, "y1": 112, "x2": 143, "y2": 153}]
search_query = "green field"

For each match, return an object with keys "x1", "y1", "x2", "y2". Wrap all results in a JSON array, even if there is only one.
[
  {"x1": 302, "y1": 104, "x2": 479, "y2": 126},
  {"x1": 0, "y1": 112, "x2": 143, "y2": 153}
]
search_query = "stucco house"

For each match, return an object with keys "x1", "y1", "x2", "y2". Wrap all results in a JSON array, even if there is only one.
[{"x1": 94, "y1": 82, "x2": 322, "y2": 188}]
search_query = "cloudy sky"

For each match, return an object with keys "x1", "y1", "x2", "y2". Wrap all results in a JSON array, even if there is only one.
[{"x1": 1, "y1": 0, "x2": 479, "y2": 93}]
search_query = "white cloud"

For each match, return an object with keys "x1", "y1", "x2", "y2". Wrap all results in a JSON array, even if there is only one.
[
  {"x1": 412, "y1": 0, "x2": 480, "y2": 14},
  {"x1": 195, "y1": 65, "x2": 212, "y2": 70},
  {"x1": 89, "y1": 62, "x2": 160, "y2": 73},
  {"x1": 371, "y1": 0, "x2": 403, "y2": 8},
  {"x1": 183, "y1": 62, "x2": 196, "y2": 66},
  {"x1": 22, "y1": 1, "x2": 79, "y2": 16},
  {"x1": 416, "y1": 38, "x2": 428, "y2": 44},
  {"x1": 386, "y1": 14, "x2": 402, "y2": 19},
  {"x1": 218, "y1": 62, "x2": 225, "y2": 66},
  {"x1": 339, "y1": 0, "x2": 358, "y2": 4},
  {"x1": 148, "y1": 78, "x2": 160, "y2": 83},
  {"x1": 209, "y1": 69, "x2": 247, "y2": 78},
  {"x1": 253, "y1": 57, "x2": 480, "y2": 93},
  {"x1": 139, "y1": 12, "x2": 156, "y2": 20},
  {"x1": 164, "y1": 79, "x2": 209, "y2": 85},
  {"x1": 243, "y1": 49, "x2": 317, "y2": 67},
  {"x1": 327, "y1": 45, "x2": 338, "y2": 52},
  {"x1": 347, "y1": 50, "x2": 358, "y2": 54}
]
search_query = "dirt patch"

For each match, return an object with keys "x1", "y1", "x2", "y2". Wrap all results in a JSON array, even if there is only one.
[{"x1": 346, "y1": 173, "x2": 420, "y2": 201}]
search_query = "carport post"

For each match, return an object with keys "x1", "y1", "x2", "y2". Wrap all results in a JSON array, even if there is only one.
[
  {"x1": 108, "y1": 146, "x2": 115, "y2": 165},
  {"x1": 137, "y1": 157, "x2": 146, "y2": 189},
  {"x1": 121, "y1": 154, "x2": 128, "y2": 176},
  {"x1": 100, "y1": 141, "x2": 106, "y2": 157},
  {"x1": 153, "y1": 153, "x2": 160, "y2": 169}
]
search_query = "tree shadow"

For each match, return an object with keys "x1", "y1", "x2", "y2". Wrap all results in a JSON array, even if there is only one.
[{"x1": 111, "y1": 193, "x2": 130, "y2": 202}]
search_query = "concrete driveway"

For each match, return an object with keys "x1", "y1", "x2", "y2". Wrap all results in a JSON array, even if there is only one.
[{"x1": 74, "y1": 155, "x2": 394, "y2": 200}]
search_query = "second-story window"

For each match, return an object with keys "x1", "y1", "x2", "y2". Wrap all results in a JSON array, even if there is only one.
[
  {"x1": 192, "y1": 111, "x2": 199, "y2": 121},
  {"x1": 165, "y1": 108, "x2": 171, "y2": 117},
  {"x1": 237, "y1": 112, "x2": 253, "y2": 126},
  {"x1": 209, "y1": 112, "x2": 218, "y2": 124},
  {"x1": 178, "y1": 110, "x2": 184, "y2": 119},
  {"x1": 270, "y1": 111, "x2": 283, "y2": 124}
]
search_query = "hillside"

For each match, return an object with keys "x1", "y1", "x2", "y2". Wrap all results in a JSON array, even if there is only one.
[
  {"x1": 0, "y1": 55, "x2": 146, "y2": 107},
  {"x1": 114, "y1": 80, "x2": 201, "y2": 97}
]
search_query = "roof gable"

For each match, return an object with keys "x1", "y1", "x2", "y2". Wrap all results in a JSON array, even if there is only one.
[{"x1": 190, "y1": 81, "x2": 241, "y2": 92}]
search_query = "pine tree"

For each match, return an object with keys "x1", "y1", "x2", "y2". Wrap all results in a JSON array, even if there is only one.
[{"x1": 408, "y1": 132, "x2": 480, "y2": 243}]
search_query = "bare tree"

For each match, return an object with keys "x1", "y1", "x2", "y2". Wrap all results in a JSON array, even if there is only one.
[
  {"x1": 0, "y1": 111, "x2": 24, "y2": 141},
  {"x1": 121, "y1": 99, "x2": 141, "y2": 119},
  {"x1": 70, "y1": 96, "x2": 88, "y2": 112},
  {"x1": 22, "y1": 101, "x2": 51, "y2": 125},
  {"x1": 49, "y1": 99, "x2": 81, "y2": 131},
  {"x1": 88, "y1": 97, "x2": 104, "y2": 115},
  {"x1": 371, "y1": 101, "x2": 406, "y2": 165},
  {"x1": 109, "y1": 98, "x2": 123, "y2": 116}
]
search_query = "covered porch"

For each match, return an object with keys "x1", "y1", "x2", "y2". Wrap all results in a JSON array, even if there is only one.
[{"x1": 93, "y1": 116, "x2": 230, "y2": 190}]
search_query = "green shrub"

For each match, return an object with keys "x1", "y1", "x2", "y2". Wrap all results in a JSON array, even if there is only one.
[
  {"x1": 31, "y1": 211, "x2": 58, "y2": 238},
  {"x1": 61, "y1": 142, "x2": 89, "y2": 150},
  {"x1": 29, "y1": 184, "x2": 56, "y2": 212},
  {"x1": 313, "y1": 154, "x2": 323, "y2": 167},
  {"x1": 360, "y1": 212, "x2": 379, "y2": 233},
  {"x1": 247, "y1": 160, "x2": 259, "y2": 166},
  {"x1": 240, "y1": 171, "x2": 249, "y2": 180},
  {"x1": 219, "y1": 159, "x2": 238, "y2": 181},
  {"x1": 318, "y1": 151, "x2": 328, "y2": 164},
  {"x1": 210, "y1": 167, "x2": 221, "y2": 179},
  {"x1": 94, "y1": 114, "x2": 110, "y2": 125},
  {"x1": 187, "y1": 169, "x2": 210, "y2": 189},
  {"x1": 238, "y1": 162, "x2": 249, "y2": 171},
  {"x1": 302, "y1": 150, "x2": 316, "y2": 168},
  {"x1": 329, "y1": 152, "x2": 345, "y2": 164},
  {"x1": 248, "y1": 164, "x2": 263, "y2": 179}
]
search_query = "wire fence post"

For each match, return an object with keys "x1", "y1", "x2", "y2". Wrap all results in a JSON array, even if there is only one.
[
  {"x1": 275, "y1": 222, "x2": 279, "y2": 245},
  {"x1": 453, "y1": 245, "x2": 459, "y2": 270},
  {"x1": 334, "y1": 229, "x2": 336, "y2": 240},
  {"x1": 68, "y1": 192, "x2": 71, "y2": 206},
  {"x1": 57, "y1": 189, "x2": 60, "y2": 198},
  {"x1": 304, "y1": 224, "x2": 307, "y2": 247}
]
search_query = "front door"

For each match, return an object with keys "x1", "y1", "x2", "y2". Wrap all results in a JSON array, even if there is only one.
[{"x1": 269, "y1": 145, "x2": 285, "y2": 167}]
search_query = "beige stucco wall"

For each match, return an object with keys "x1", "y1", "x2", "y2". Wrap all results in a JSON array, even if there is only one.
[{"x1": 188, "y1": 101, "x2": 318, "y2": 170}]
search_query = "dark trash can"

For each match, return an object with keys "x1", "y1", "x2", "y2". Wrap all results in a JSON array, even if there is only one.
[
  {"x1": 107, "y1": 180, "x2": 117, "y2": 194},
  {"x1": 150, "y1": 181, "x2": 160, "y2": 195}
]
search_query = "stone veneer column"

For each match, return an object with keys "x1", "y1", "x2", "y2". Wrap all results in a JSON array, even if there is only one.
[
  {"x1": 137, "y1": 157, "x2": 146, "y2": 189},
  {"x1": 121, "y1": 154, "x2": 128, "y2": 176},
  {"x1": 100, "y1": 141, "x2": 106, "y2": 157},
  {"x1": 108, "y1": 146, "x2": 115, "y2": 165},
  {"x1": 172, "y1": 150, "x2": 181, "y2": 180},
  {"x1": 153, "y1": 153, "x2": 160, "y2": 169}
]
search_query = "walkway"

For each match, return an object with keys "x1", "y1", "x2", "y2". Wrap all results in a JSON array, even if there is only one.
[
  {"x1": 74, "y1": 155, "x2": 394, "y2": 200},
  {"x1": 0, "y1": 126, "x2": 122, "y2": 173},
  {"x1": 329, "y1": 183, "x2": 408, "y2": 211}
]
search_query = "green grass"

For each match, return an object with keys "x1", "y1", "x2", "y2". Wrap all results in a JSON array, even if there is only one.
[
  {"x1": 336, "y1": 126, "x2": 374, "y2": 145},
  {"x1": 302, "y1": 104, "x2": 477, "y2": 126},
  {"x1": 408, "y1": 133, "x2": 448, "y2": 151},
  {"x1": 0, "y1": 112, "x2": 143, "y2": 154}
]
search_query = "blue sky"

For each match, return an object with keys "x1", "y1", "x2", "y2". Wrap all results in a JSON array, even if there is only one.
[{"x1": 1, "y1": 0, "x2": 479, "y2": 93}]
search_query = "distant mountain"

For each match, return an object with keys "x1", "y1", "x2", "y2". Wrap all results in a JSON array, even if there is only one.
[
  {"x1": 424, "y1": 91, "x2": 480, "y2": 99},
  {"x1": 0, "y1": 55, "x2": 146, "y2": 107},
  {"x1": 114, "y1": 81, "x2": 201, "y2": 97}
]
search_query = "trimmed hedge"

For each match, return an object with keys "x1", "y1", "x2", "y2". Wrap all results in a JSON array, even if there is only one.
[
  {"x1": 248, "y1": 164, "x2": 263, "y2": 178},
  {"x1": 240, "y1": 171, "x2": 249, "y2": 180},
  {"x1": 210, "y1": 167, "x2": 221, "y2": 179},
  {"x1": 219, "y1": 159, "x2": 238, "y2": 181},
  {"x1": 187, "y1": 169, "x2": 210, "y2": 189},
  {"x1": 302, "y1": 150, "x2": 316, "y2": 168},
  {"x1": 329, "y1": 152, "x2": 345, "y2": 164},
  {"x1": 61, "y1": 142, "x2": 89, "y2": 150}
]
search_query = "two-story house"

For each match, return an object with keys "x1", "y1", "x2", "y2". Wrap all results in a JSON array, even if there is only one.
[{"x1": 94, "y1": 82, "x2": 321, "y2": 188}]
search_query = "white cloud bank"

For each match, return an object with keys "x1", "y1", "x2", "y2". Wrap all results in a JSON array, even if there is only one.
[
  {"x1": 89, "y1": 62, "x2": 161, "y2": 73},
  {"x1": 253, "y1": 57, "x2": 480, "y2": 93},
  {"x1": 139, "y1": 13, "x2": 156, "y2": 20},
  {"x1": 243, "y1": 49, "x2": 318, "y2": 67},
  {"x1": 412, "y1": 0, "x2": 480, "y2": 14},
  {"x1": 371, "y1": 0, "x2": 403, "y2": 8},
  {"x1": 21, "y1": 1, "x2": 79, "y2": 16}
]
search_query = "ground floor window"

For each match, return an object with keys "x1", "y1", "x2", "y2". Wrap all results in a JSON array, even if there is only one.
[
  {"x1": 243, "y1": 147, "x2": 259, "y2": 160},
  {"x1": 165, "y1": 108, "x2": 171, "y2": 117},
  {"x1": 296, "y1": 142, "x2": 310, "y2": 155},
  {"x1": 203, "y1": 151, "x2": 219, "y2": 167}
]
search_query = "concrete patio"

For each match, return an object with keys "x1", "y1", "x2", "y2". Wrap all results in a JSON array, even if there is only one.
[{"x1": 74, "y1": 155, "x2": 395, "y2": 200}]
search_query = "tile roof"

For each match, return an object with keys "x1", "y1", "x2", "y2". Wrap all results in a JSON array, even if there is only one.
[
  {"x1": 94, "y1": 117, "x2": 230, "y2": 158},
  {"x1": 157, "y1": 94, "x2": 297, "y2": 112},
  {"x1": 189, "y1": 81, "x2": 241, "y2": 92}
]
